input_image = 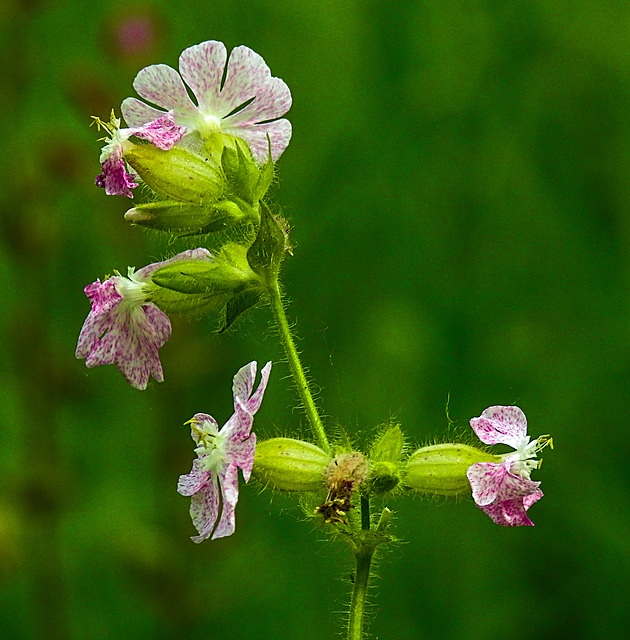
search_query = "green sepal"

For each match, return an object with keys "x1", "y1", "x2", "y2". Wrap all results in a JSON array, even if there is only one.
[
  {"x1": 247, "y1": 202, "x2": 288, "y2": 282},
  {"x1": 404, "y1": 443, "x2": 501, "y2": 497},
  {"x1": 370, "y1": 423, "x2": 405, "y2": 463},
  {"x1": 220, "y1": 286, "x2": 263, "y2": 332},
  {"x1": 125, "y1": 199, "x2": 259, "y2": 236},
  {"x1": 124, "y1": 146, "x2": 225, "y2": 204},
  {"x1": 252, "y1": 438, "x2": 332, "y2": 491}
]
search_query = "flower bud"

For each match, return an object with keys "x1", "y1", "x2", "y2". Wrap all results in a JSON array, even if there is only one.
[
  {"x1": 124, "y1": 145, "x2": 225, "y2": 204},
  {"x1": 252, "y1": 438, "x2": 332, "y2": 491},
  {"x1": 404, "y1": 443, "x2": 501, "y2": 497},
  {"x1": 124, "y1": 199, "x2": 258, "y2": 236}
]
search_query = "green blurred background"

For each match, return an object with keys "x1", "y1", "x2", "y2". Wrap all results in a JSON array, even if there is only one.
[{"x1": 1, "y1": 0, "x2": 629, "y2": 638}]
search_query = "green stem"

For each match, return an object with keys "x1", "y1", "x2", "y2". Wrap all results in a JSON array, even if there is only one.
[{"x1": 267, "y1": 281, "x2": 330, "y2": 452}]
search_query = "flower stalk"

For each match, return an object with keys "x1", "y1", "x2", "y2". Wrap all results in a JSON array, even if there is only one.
[{"x1": 267, "y1": 280, "x2": 330, "y2": 453}]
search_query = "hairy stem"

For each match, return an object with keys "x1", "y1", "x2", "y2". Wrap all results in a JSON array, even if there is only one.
[
  {"x1": 267, "y1": 281, "x2": 330, "y2": 452},
  {"x1": 348, "y1": 498, "x2": 375, "y2": 640}
]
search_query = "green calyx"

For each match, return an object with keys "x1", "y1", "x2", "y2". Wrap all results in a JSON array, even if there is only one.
[
  {"x1": 124, "y1": 198, "x2": 259, "y2": 236},
  {"x1": 124, "y1": 145, "x2": 225, "y2": 204},
  {"x1": 147, "y1": 244, "x2": 265, "y2": 328},
  {"x1": 252, "y1": 438, "x2": 332, "y2": 491},
  {"x1": 404, "y1": 443, "x2": 501, "y2": 497}
]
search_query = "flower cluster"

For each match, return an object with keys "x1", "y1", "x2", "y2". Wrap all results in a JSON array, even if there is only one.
[
  {"x1": 96, "y1": 40, "x2": 292, "y2": 197},
  {"x1": 178, "y1": 361, "x2": 272, "y2": 542},
  {"x1": 467, "y1": 406, "x2": 551, "y2": 526}
]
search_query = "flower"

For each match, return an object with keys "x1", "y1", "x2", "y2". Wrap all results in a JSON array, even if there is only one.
[
  {"x1": 178, "y1": 361, "x2": 272, "y2": 542},
  {"x1": 76, "y1": 249, "x2": 213, "y2": 389},
  {"x1": 121, "y1": 40, "x2": 292, "y2": 163},
  {"x1": 94, "y1": 111, "x2": 186, "y2": 197},
  {"x1": 466, "y1": 406, "x2": 552, "y2": 526}
]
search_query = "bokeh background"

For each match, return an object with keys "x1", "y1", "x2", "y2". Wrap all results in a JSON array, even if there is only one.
[{"x1": 1, "y1": 0, "x2": 629, "y2": 638}]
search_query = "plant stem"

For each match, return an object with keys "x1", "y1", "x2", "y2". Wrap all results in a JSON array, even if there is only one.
[{"x1": 267, "y1": 281, "x2": 330, "y2": 452}]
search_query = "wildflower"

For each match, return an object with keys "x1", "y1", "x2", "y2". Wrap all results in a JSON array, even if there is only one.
[
  {"x1": 94, "y1": 111, "x2": 186, "y2": 197},
  {"x1": 76, "y1": 249, "x2": 213, "y2": 389},
  {"x1": 178, "y1": 361, "x2": 272, "y2": 542},
  {"x1": 121, "y1": 40, "x2": 292, "y2": 163},
  {"x1": 466, "y1": 406, "x2": 552, "y2": 526}
]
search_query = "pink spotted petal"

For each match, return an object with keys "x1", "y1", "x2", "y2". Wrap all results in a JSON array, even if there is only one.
[
  {"x1": 188, "y1": 474, "x2": 221, "y2": 543},
  {"x1": 121, "y1": 97, "x2": 167, "y2": 127},
  {"x1": 229, "y1": 433, "x2": 256, "y2": 482},
  {"x1": 217, "y1": 46, "x2": 289, "y2": 121},
  {"x1": 244, "y1": 360, "x2": 272, "y2": 414},
  {"x1": 178, "y1": 40, "x2": 228, "y2": 113},
  {"x1": 76, "y1": 278, "x2": 171, "y2": 390},
  {"x1": 222, "y1": 75, "x2": 292, "y2": 126},
  {"x1": 133, "y1": 63, "x2": 199, "y2": 119},
  {"x1": 478, "y1": 489, "x2": 543, "y2": 527},
  {"x1": 470, "y1": 405, "x2": 528, "y2": 448},
  {"x1": 225, "y1": 118, "x2": 292, "y2": 163},
  {"x1": 232, "y1": 361, "x2": 257, "y2": 405},
  {"x1": 177, "y1": 460, "x2": 211, "y2": 496},
  {"x1": 211, "y1": 464, "x2": 240, "y2": 539},
  {"x1": 467, "y1": 462, "x2": 506, "y2": 507},
  {"x1": 95, "y1": 153, "x2": 137, "y2": 197},
  {"x1": 131, "y1": 111, "x2": 187, "y2": 150}
]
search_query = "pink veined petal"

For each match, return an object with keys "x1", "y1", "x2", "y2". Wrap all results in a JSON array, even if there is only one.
[
  {"x1": 132, "y1": 63, "x2": 199, "y2": 118},
  {"x1": 131, "y1": 112, "x2": 187, "y2": 150},
  {"x1": 228, "y1": 432, "x2": 256, "y2": 482},
  {"x1": 95, "y1": 154, "x2": 138, "y2": 197},
  {"x1": 467, "y1": 462, "x2": 507, "y2": 507},
  {"x1": 211, "y1": 464, "x2": 239, "y2": 539},
  {"x1": 177, "y1": 460, "x2": 211, "y2": 496},
  {"x1": 189, "y1": 474, "x2": 221, "y2": 543},
  {"x1": 494, "y1": 469, "x2": 541, "y2": 502},
  {"x1": 470, "y1": 405, "x2": 528, "y2": 447},
  {"x1": 121, "y1": 97, "x2": 168, "y2": 127},
  {"x1": 225, "y1": 118, "x2": 292, "y2": 163},
  {"x1": 243, "y1": 360, "x2": 272, "y2": 414},
  {"x1": 222, "y1": 75, "x2": 292, "y2": 126},
  {"x1": 479, "y1": 489, "x2": 543, "y2": 527},
  {"x1": 210, "y1": 46, "x2": 272, "y2": 117},
  {"x1": 232, "y1": 361, "x2": 257, "y2": 406},
  {"x1": 136, "y1": 247, "x2": 214, "y2": 280},
  {"x1": 222, "y1": 399, "x2": 254, "y2": 442},
  {"x1": 178, "y1": 40, "x2": 228, "y2": 114}
]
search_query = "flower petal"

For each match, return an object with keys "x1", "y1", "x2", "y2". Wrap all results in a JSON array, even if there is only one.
[
  {"x1": 470, "y1": 405, "x2": 528, "y2": 448},
  {"x1": 75, "y1": 278, "x2": 171, "y2": 390},
  {"x1": 467, "y1": 461, "x2": 506, "y2": 506},
  {"x1": 121, "y1": 97, "x2": 167, "y2": 127},
  {"x1": 211, "y1": 464, "x2": 239, "y2": 539},
  {"x1": 229, "y1": 433, "x2": 256, "y2": 482},
  {"x1": 188, "y1": 474, "x2": 221, "y2": 542},
  {"x1": 132, "y1": 63, "x2": 199, "y2": 119},
  {"x1": 131, "y1": 111, "x2": 187, "y2": 150},
  {"x1": 95, "y1": 153, "x2": 138, "y2": 197},
  {"x1": 225, "y1": 118, "x2": 292, "y2": 163},
  {"x1": 222, "y1": 75, "x2": 292, "y2": 126},
  {"x1": 177, "y1": 459, "x2": 211, "y2": 496},
  {"x1": 478, "y1": 489, "x2": 543, "y2": 526},
  {"x1": 178, "y1": 40, "x2": 228, "y2": 114}
]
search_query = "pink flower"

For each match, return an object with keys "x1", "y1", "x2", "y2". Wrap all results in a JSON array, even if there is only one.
[
  {"x1": 121, "y1": 40, "x2": 292, "y2": 163},
  {"x1": 467, "y1": 406, "x2": 551, "y2": 526},
  {"x1": 178, "y1": 361, "x2": 272, "y2": 542},
  {"x1": 76, "y1": 249, "x2": 213, "y2": 389},
  {"x1": 94, "y1": 111, "x2": 186, "y2": 197}
]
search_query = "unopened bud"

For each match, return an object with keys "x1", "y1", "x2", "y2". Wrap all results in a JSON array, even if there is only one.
[
  {"x1": 405, "y1": 443, "x2": 501, "y2": 497},
  {"x1": 252, "y1": 438, "x2": 332, "y2": 491}
]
